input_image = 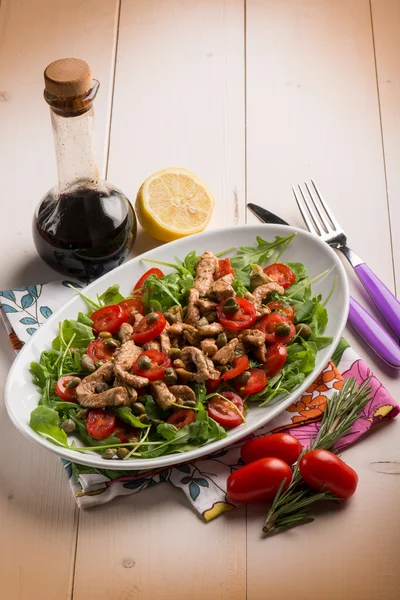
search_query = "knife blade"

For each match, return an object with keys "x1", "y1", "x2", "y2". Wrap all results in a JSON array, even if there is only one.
[{"x1": 246, "y1": 203, "x2": 400, "y2": 368}]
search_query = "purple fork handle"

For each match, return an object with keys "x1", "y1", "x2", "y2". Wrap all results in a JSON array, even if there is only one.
[
  {"x1": 355, "y1": 263, "x2": 400, "y2": 338},
  {"x1": 348, "y1": 296, "x2": 400, "y2": 368}
]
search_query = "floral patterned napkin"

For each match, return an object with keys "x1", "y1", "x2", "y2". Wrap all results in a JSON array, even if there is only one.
[{"x1": 1, "y1": 282, "x2": 398, "y2": 520}]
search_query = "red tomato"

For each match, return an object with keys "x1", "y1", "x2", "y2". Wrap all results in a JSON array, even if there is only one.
[
  {"x1": 87, "y1": 338, "x2": 115, "y2": 363},
  {"x1": 234, "y1": 368, "x2": 267, "y2": 396},
  {"x1": 266, "y1": 300, "x2": 295, "y2": 322},
  {"x1": 131, "y1": 312, "x2": 167, "y2": 344},
  {"x1": 258, "y1": 312, "x2": 296, "y2": 345},
  {"x1": 91, "y1": 304, "x2": 126, "y2": 334},
  {"x1": 241, "y1": 433, "x2": 302, "y2": 466},
  {"x1": 132, "y1": 349, "x2": 172, "y2": 381},
  {"x1": 55, "y1": 376, "x2": 78, "y2": 402},
  {"x1": 217, "y1": 297, "x2": 257, "y2": 331},
  {"x1": 215, "y1": 258, "x2": 235, "y2": 280},
  {"x1": 299, "y1": 449, "x2": 358, "y2": 499},
  {"x1": 262, "y1": 343, "x2": 288, "y2": 376},
  {"x1": 86, "y1": 409, "x2": 116, "y2": 440},
  {"x1": 207, "y1": 391, "x2": 244, "y2": 428},
  {"x1": 167, "y1": 409, "x2": 196, "y2": 429},
  {"x1": 263, "y1": 263, "x2": 296, "y2": 289},
  {"x1": 227, "y1": 457, "x2": 292, "y2": 504},
  {"x1": 113, "y1": 425, "x2": 130, "y2": 443},
  {"x1": 222, "y1": 355, "x2": 249, "y2": 381},
  {"x1": 133, "y1": 268, "x2": 165, "y2": 296},
  {"x1": 119, "y1": 297, "x2": 145, "y2": 321},
  {"x1": 205, "y1": 377, "x2": 221, "y2": 394}
]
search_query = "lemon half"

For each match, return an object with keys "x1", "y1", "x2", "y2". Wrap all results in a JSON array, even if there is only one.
[{"x1": 135, "y1": 168, "x2": 215, "y2": 242}]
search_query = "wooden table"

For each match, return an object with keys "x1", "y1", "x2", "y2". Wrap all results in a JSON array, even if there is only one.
[{"x1": 1, "y1": 1, "x2": 400, "y2": 598}]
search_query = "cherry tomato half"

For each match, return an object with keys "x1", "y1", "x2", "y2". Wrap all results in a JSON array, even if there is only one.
[
  {"x1": 91, "y1": 304, "x2": 126, "y2": 334},
  {"x1": 87, "y1": 338, "x2": 115, "y2": 363},
  {"x1": 299, "y1": 449, "x2": 358, "y2": 499},
  {"x1": 131, "y1": 312, "x2": 167, "y2": 344},
  {"x1": 205, "y1": 377, "x2": 221, "y2": 394},
  {"x1": 132, "y1": 349, "x2": 172, "y2": 381},
  {"x1": 261, "y1": 343, "x2": 288, "y2": 376},
  {"x1": 234, "y1": 368, "x2": 267, "y2": 396},
  {"x1": 167, "y1": 409, "x2": 196, "y2": 429},
  {"x1": 217, "y1": 297, "x2": 257, "y2": 331},
  {"x1": 207, "y1": 391, "x2": 244, "y2": 428},
  {"x1": 119, "y1": 298, "x2": 145, "y2": 323},
  {"x1": 241, "y1": 433, "x2": 302, "y2": 466},
  {"x1": 222, "y1": 355, "x2": 249, "y2": 381},
  {"x1": 55, "y1": 376, "x2": 78, "y2": 402},
  {"x1": 86, "y1": 409, "x2": 116, "y2": 440},
  {"x1": 113, "y1": 425, "x2": 130, "y2": 443},
  {"x1": 133, "y1": 268, "x2": 165, "y2": 296},
  {"x1": 263, "y1": 263, "x2": 296, "y2": 289},
  {"x1": 266, "y1": 300, "x2": 295, "y2": 322},
  {"x1": 215, "y1": 258, "x2": 235, "y2": 280},
  {"x1": 258, "y1": 312, "x2": 296, "y2": 345},
  {"x1": 227, "y1": 457, "x2": 292, "y2": 504}
]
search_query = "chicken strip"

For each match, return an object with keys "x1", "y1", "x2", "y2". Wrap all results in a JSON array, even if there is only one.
[
  {"x1": 201, "y1": 338, "x2": 218, "y2": 357},
  {"x1": 239, "y1": 329, "x2": 266, "y2": 347},
  {"x1": 212, "y1": 338, "x2": 239, "y2": 365},
  {"x1": 185, "y1": 288, "x2": 201, "y2": 325},
  {"x1": 114, "y1": 341, "x2": 149, "y2": 388},
  {"x1": 169, "y1": 385, "x2": 196, "y2": 405},
  {"x1": 118, "y1": 322, "x2": 134, "y2": 344},
  {"x1": 150, "y1": 381, "x2": 175, "y2": 411},
  {"x1": 180, "y1": 346, "x2": 220, "y2": 382},
  {"x1": 197, "y1": 322, "x2": 224, "y2": 337},
  {"x1": 76, "y1": 363, "x2": 130, "y2": 408},
  {"x1": 209, "y1": 273, "x2": 235, "y2": 301},
  {"x1": 193, "y1": 251, "x2": 219, "y2": 295}
]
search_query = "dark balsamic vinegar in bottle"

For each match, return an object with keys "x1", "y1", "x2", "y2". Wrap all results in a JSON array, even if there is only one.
[{"x1": 33, "y1": 58, "x2": 136, "y2": 281}]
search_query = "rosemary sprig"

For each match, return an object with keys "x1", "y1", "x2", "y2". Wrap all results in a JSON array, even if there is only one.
[{"x1": 263, "y1": 377, "x2": 372, "y2": 536}]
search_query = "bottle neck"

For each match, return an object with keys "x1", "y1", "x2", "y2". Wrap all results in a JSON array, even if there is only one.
[{"x1": 50, "y1": 107, "x2": 100, "y2": 194}]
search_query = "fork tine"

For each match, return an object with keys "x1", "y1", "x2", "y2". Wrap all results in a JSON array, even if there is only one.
[
  {"x1": 292, "y1": 185, "x2": 322, "y2": 235},
  {"x1": 304, "y1": 181, "x2": 331, "y2": 234},
  {"x1": 309, "y1": 179, "x2": 341, "y2": 231}
]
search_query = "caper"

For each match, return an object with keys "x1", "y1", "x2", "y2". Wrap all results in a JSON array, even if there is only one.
[
  {"x1": 138, "y1": 414, "x2": 150, "y2": 425},
  {"x1": 164, "y1": 368, "x2": 178, "y2": 385},
  {"x1": 99, "y1": 331, "x2": 112, "y2": 339},
  {"x1": 275, "y1": 322, "x2": 292, "y2": 337},
  {"x1": 95, "y1": 382, "x2": 110, "y2": 393},
  {"x1": 103, "y1": 448, "x2": 117, "y2": 460},
  {"x1": 81, "y1": 353, "x2": 96, "y2": 372},
  {"x1": 236, "y1": 370, "x2": 251, "y2": 384},
  {"x1": 132, "y1": 402, "x2": 146, "y2": 416},
  {"x1": 250, "y1": 264, "x2": 270, "y2": 291},
  {"x1": 104, "y1": 338, "x2": 120, "y2": 349},
  {"x1": 66, "y1": 377, "x2": 81, "y2": 389},
  {"x1": 204, "y1": 311, "x2": 217, "y2": 323},
  {"x1": 76, "y1": 409, "x2": 88, "y2": 420},
  {"x1": 197, "y1": 317, "x2": 209, "y2": 328},
  {"x1": 137, "y1": 355, "x2": 152, "y2": 370},
  {"x1": 168, "y1": 347, "x2": 182, "y2": 360},
  {"x1": 295, "y1": 323, "x2": 312, "y2": 340},
  {"x1": 216, "y1": 333, "x2": 228, "y2": 348},
  {"x1": 146, "y1": 312, "x2": 159, "y2": 324},
  {"x1": 222, "y1": 297, "x2": 239, "y2": 314},
  {"x1": 127, "y1": 434, "x2": 141, "y2": 443},
  {"x1": 95, "y1": 360, "x2": 103, "y2": 369},
  {"x1": 60, "y1": 419, "x2": 76, "y2": 434},
  {"x1": 117, "y1": 448, "x2": 130, "y2": 459}
]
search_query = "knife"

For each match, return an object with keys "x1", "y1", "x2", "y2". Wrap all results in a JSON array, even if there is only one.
[{"x1": 247, "y1": 203, "x2": 400, "y2": 369}]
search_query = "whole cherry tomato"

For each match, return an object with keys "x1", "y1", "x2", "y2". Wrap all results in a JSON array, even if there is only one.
[
  {"x1": 299, "y1": 449, "x2": 358, "y2": 499},
  {"x1": 227, "y1": 457, "x2": 292, "y2": 504},
  {"x1": 241, "y1": 433, "x2": 302, "y2": 465}
]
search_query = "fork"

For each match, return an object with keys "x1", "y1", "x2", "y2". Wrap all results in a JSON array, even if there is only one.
[{"x1": 293, "y1": 180, "x2": 400, "y2": 368}]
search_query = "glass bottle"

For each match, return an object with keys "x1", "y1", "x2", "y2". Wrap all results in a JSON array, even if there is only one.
[{"x1": 33, "y1": 58, "x2": 136, "y2": 281}]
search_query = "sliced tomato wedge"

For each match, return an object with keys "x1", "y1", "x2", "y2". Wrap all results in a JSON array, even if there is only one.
[
  {"x1": 207, "y1": 391, "x2": 245, "y2": 428},
  {"x1": 222, "y1": 355, "x2": 249, "y2": 381},
  {"x1": 55, "y1": 376, "x2": 78, "y2": 402},
  {"x1": 263, "y1": 263, "x2": 296, "y2": 289},
  {"x1": 215, "y1": 258, "x2": 235, "y2": 280},
  {"x1": 217, "y1": 297, "x2": 257, "y2": 331},
  {"x1": 132, "y1": 349, "x2": 172, "y2": 381},
  {"x1": 91, "y1": 304, "x2": 126, "y2": 334},
  {"x1": 258, "y1": 312, "x2": 296, "y2": 345},
  {"x1": 205, "y1": 377, "x2": 221, "y2": 394},
  {"x1": 87, "y1": 338, "x2": 115, "y2": 363},
  {"x1": 167, "y1": 409, "x2": 196, "y2": 429},
  {"x1": 131, "y1": 312, "x2": 167, "y2": 344},
  {"x1": 119, "y1": 297, "x2": 145, "y2": 321},
  {"x1": 235, "y1": 368, "x2": 267, "y2": 396},
  {"x1": 266, "y1": 300, "x2": 295, "y2": 322},
  {"x1": 133, "y1": 268, "x2": 165, "y2": 296},
  {"x1": 86, "y1": 409, "x2": 116, "y2": 440},
  {"x1": 262, "y1": 343, "x2": 288, "y2": 376}
]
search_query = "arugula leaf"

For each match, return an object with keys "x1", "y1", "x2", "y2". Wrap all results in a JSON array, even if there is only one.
[
  {"x1": 111, "y1": 407, "x2": 149, "y2": 429},
  {"x1": 30, "y1": 406, "x2": 68, "y2": 446},
  {"x1": 230, "y1": 234, "x2": 296, "y2": 271},
  {"x1": 144, "y1": 396, "x2": 168, "y2": 421},
  {"x1": 77, "y1": 312, "x2": 94, "y2": 328},
  {"x1": 98, "y1": 284, "x2": 126, "y2": 306},
  {"x1": 52, "y1": 319, "x2": 94, "y2": 350}
]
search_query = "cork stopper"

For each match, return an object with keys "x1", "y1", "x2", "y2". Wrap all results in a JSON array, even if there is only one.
[{"x1": 44, "y1": 58, "x2": 93, "y2": 98}]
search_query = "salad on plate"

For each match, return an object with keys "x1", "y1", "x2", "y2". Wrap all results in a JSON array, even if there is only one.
[{"x1": 29, "y1": 233, "x2": 333, "y2": 461}]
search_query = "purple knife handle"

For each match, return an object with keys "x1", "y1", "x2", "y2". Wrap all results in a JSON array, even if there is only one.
[
  {"x1": 348, "y1": 296, "x2": 400, "y2": 368},
  {"x1": 355, "y1": 263, "x2": 400, "y2": 338}
]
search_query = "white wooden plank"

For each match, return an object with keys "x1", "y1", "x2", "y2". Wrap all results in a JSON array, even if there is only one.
[
  {"x1": 371, "y1": 0, "x2": 400, "y2": 290},
  {"x1": 73, "y1": 1, "x2": 246, "y2": 598},
  {"x1": 0, "y1": 0, "x2": 119, "y2": 288},
  {"x1": 106, "y1": 0, "x2": 246, "y2": 257},
  {"x1": 0, "y1": 1, "x2": 119, "y2": 598}
]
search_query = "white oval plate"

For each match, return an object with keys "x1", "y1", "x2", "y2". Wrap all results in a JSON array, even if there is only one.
[{"x1": 5, "y1": 225, "x2": 349, "y2": 470}]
